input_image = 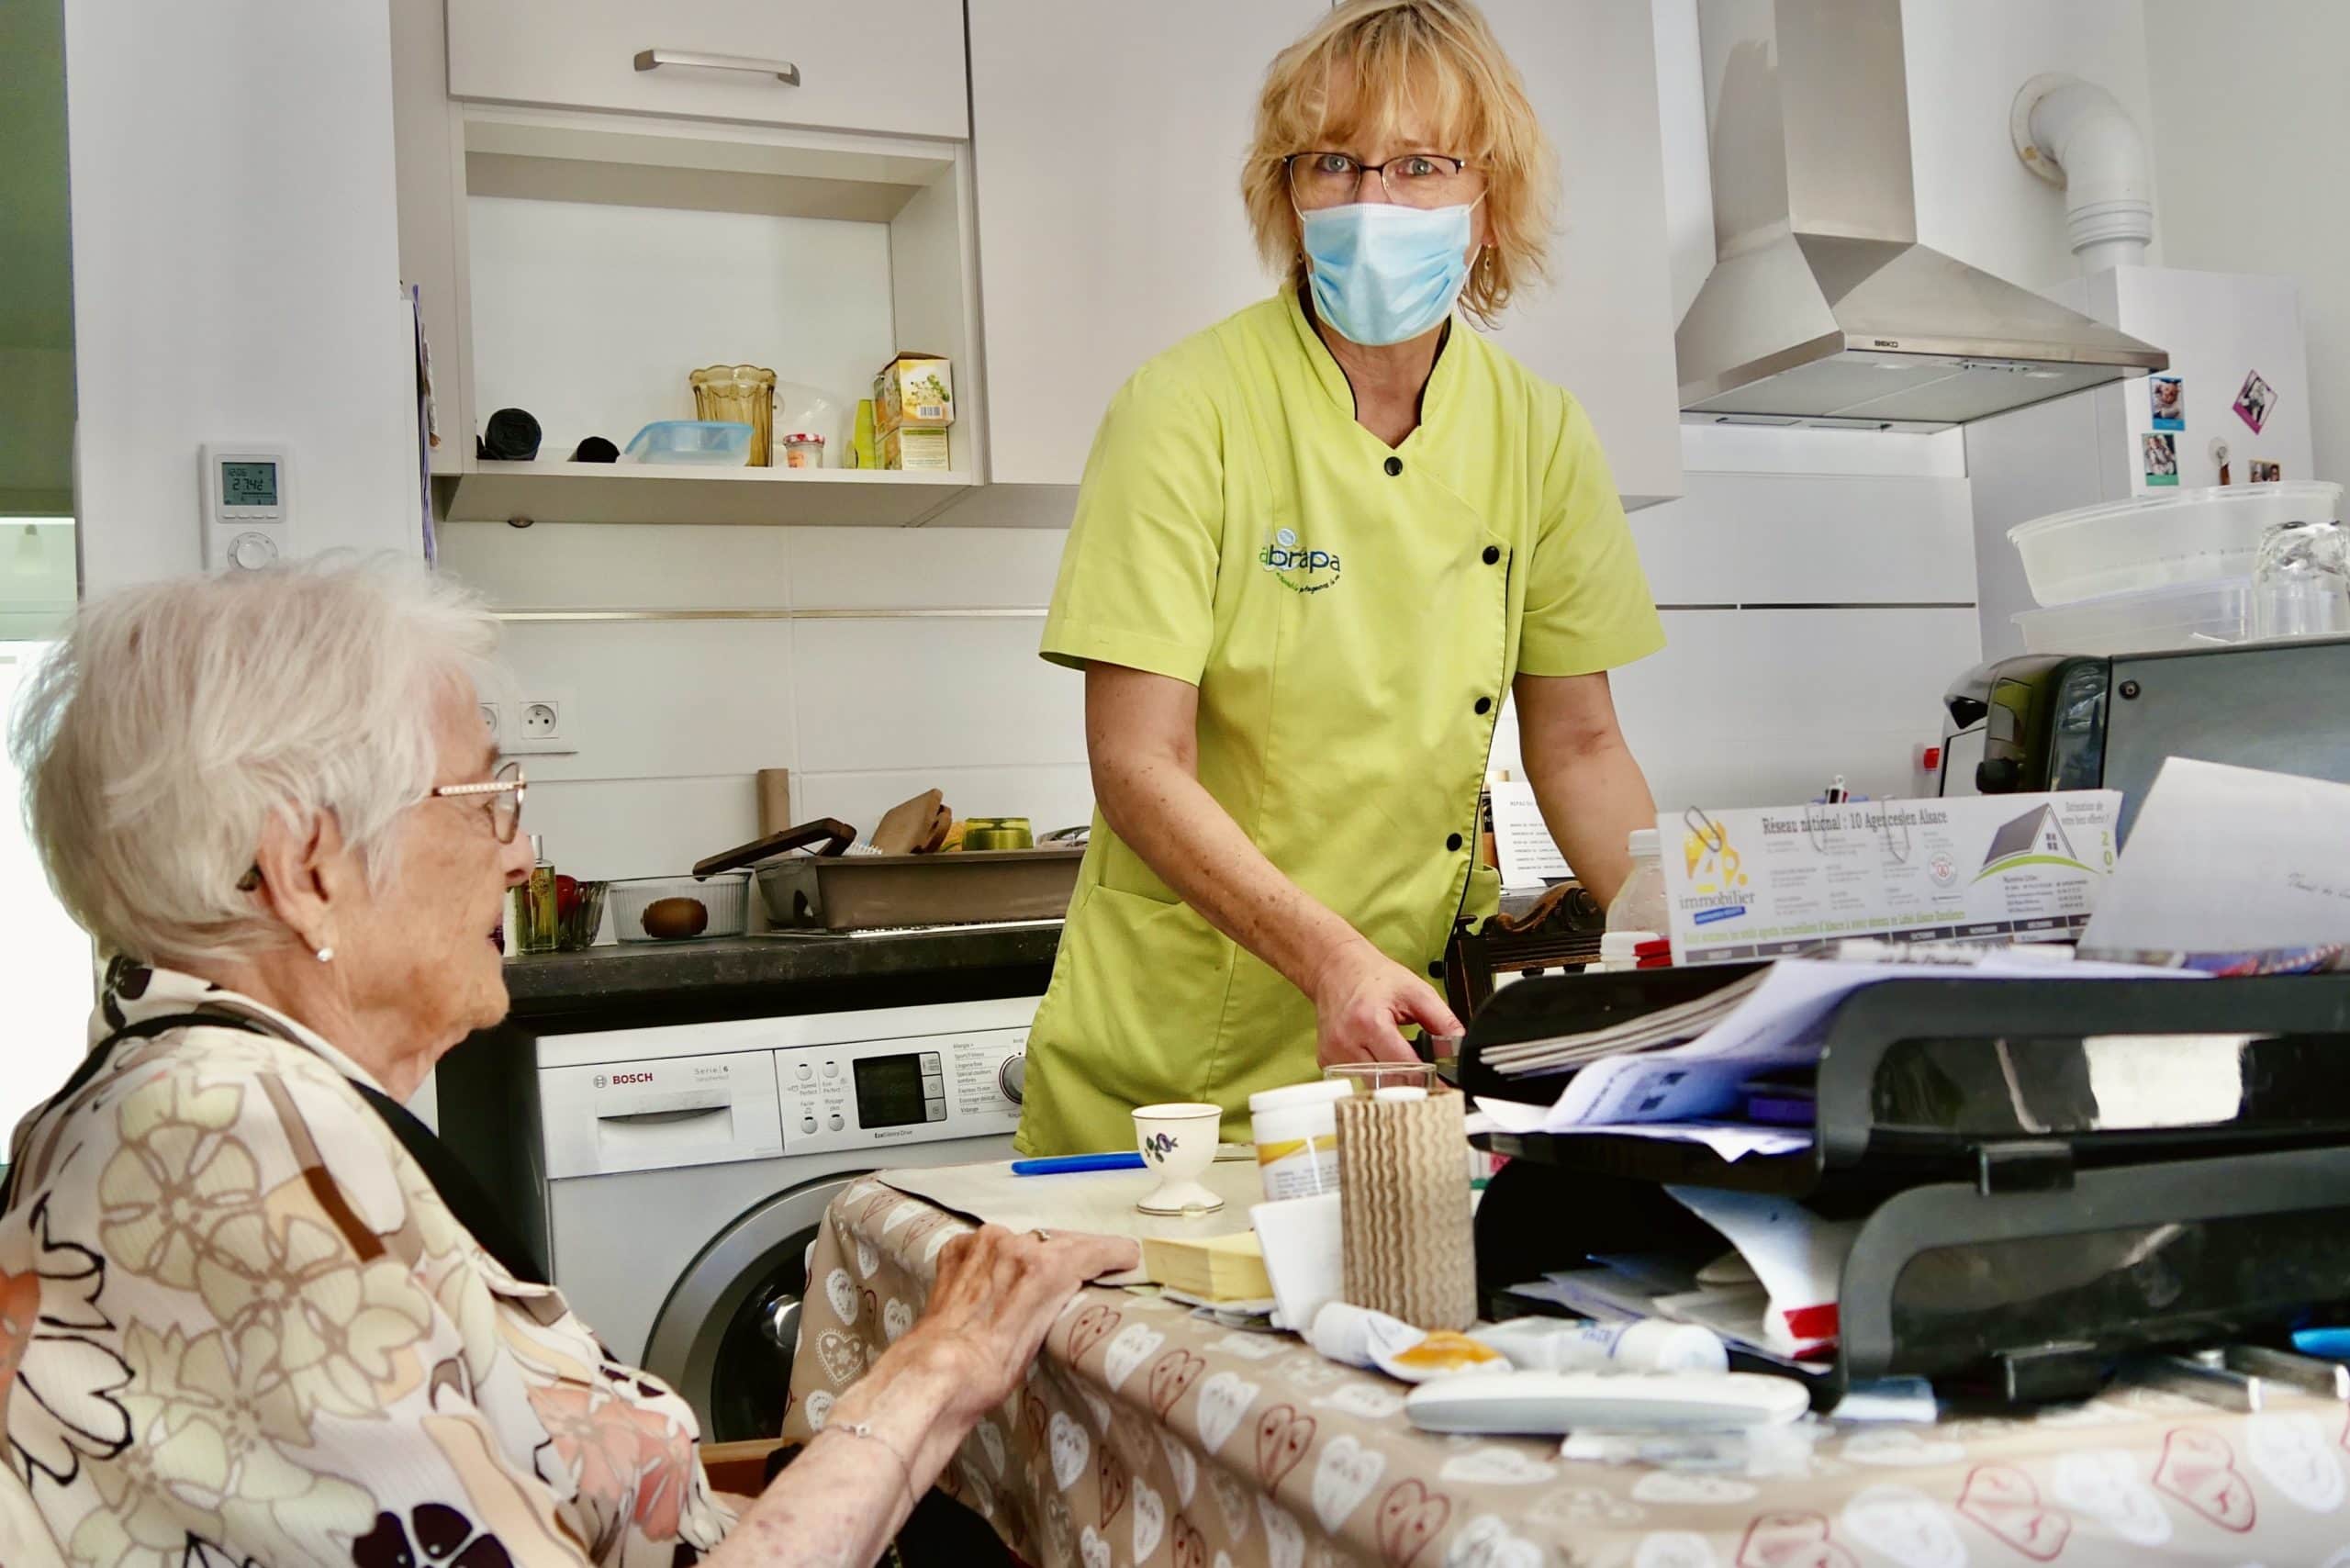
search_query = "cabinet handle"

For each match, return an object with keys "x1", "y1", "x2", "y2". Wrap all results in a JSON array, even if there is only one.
[{"x1": 633, "y1": 49, "x2": 801, "y2": 87}]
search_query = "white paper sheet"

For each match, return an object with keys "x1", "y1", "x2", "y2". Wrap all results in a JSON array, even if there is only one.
[
  {"x1": 2082, "y1": 757, "x2": 2350, "y2": 954},
  {"x1": 1503, "y1": 955, "x2": 2198, "y2": 1133},
  {"x1": 1491, "y1": 780, "x2": 1571, "y2": 889},
  {"x1": 1665, "y1": 1186, "x2": 1860, "y2": 1355},
  {"x1": 1470, "y1": 1105, "x2": 1810, "y2": 1162},
  {"x1": 1250, "y1": 1192, "x2": 1343, "y2": 1333}
]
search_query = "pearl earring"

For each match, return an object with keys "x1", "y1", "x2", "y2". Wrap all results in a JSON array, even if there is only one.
[{"x1": 315, "y1": 946, "x2": 335, "y2": 963}]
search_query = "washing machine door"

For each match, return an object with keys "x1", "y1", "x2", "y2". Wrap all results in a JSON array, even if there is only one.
[{"x1": 642, "y1": 1170, "x2": 871, "y2": 1443}]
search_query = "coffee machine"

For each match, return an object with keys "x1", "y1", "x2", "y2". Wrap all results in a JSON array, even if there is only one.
[{"x1": 1941, "y1": 636, "x2": 2350, "y2": 840}]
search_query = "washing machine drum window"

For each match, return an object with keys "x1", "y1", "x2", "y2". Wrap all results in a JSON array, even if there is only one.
[{"x1": 642, "y1": 1173, "x2": 868, "y2": 1443}]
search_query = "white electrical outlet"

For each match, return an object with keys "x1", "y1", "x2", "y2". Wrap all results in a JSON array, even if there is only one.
[
  {"x1": 478, "y1": 703, "x2": 501, "y2": 742},
  {"x1": 501, "y1": 689, "x2": 578, "y2": 757}
]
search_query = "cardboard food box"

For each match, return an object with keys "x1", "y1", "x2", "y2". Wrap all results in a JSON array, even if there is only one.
[
  {"x1": 881, "y1": 425, "x2": 953, "y2": 472},
  {"x1": 874, "y1": 353, "x2": 954, "y2": 431}
]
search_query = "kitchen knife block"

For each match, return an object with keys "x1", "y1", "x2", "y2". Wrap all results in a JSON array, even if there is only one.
[{"x1": 1336, "y1": 1089, "x2": 1476, "y2": 1330}]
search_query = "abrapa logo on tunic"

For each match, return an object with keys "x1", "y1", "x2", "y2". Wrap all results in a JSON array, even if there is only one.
[{"x1": 1259, "y1": 525, "x2": 1343, "y2": 594}]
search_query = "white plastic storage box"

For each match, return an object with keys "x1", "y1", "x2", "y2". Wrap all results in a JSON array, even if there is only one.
[
  {"x1": 2013, "y1": 577, "x2": 2251, "y2": 655},
  {"x1": 2009, "y1": 482, "x2": 2343, "y2": 607}
]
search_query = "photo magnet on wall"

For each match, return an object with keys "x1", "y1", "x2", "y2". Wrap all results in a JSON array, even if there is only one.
[
  {"x1": 2251, "y1": 459, "x2": 2283, "y2": 484},
  {"x1": 2210, "y1": 437, "x2": 2231, "y2": 486},
  {"x1": 2150, "y1": 374, "x2": 2184, "y2": 431},
  {"x1": 2234, "y1": 369, "x2": 2277, "y2": 433},
  {"x1": 2143, "y1": 431, "x2": 2179, "y2": 487}
]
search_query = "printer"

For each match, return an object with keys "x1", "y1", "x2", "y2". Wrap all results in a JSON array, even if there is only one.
[{"x1": 1464, "y1": 966, "x2": 2350, "y2": 1406}]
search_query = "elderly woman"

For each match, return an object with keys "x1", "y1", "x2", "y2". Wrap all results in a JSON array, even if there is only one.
[
  {"x1": 2, "y1": 559, "x2": 1133, "y2": 1566},
  {"x1": 1018, "y1": 0, "x2": 1665, "y2": 1154}
]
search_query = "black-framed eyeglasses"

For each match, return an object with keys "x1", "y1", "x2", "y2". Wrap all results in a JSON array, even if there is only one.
[
  {"x1": 234, "y1": 760, "x2": 528, "y2": 893},
  {"x1": 1285, "y1": 151, "x2": 1479, "y2": 210}
]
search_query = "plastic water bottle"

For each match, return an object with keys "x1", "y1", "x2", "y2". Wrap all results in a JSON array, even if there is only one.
[{"x1": 1604, "y1": 827, "x2": 1668, "y2": 938}]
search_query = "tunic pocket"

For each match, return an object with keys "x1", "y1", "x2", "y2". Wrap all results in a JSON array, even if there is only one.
[{"x1": 1021, "y1": 883, "x2": 1237, "y2": 1153}]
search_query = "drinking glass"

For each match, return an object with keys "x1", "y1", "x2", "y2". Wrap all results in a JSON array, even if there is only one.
[{"x1": 2252, "y1": 519, "x2": 2350, "y2": 641}]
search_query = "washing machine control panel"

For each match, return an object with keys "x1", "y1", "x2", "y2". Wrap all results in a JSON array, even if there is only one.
[{"x1": 778, "y1": 1027, "x2": 1024, "y2": 1152}]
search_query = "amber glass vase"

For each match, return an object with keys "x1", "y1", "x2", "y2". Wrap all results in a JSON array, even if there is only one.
[{"x1": 689, "y1": 364, "x2": 778, "y2": 467}]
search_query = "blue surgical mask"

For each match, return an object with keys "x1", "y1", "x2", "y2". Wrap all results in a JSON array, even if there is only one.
[{"x1": 1299, "y1": 199, "x2": 1478, "y2": 346}]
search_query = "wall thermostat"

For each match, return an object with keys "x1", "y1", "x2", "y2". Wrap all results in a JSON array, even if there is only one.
[{"x1": 199, "y1": 443, "x2": 294, "y2": 572}]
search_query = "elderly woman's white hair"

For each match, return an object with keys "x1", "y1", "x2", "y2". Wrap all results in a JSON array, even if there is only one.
[{"x1": 10, "y1": 555, "x2": 500, "y2": 965}]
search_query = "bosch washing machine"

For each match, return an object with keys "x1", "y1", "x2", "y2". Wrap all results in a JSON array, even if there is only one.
[{"x1": 534, "y1": 996, "x2": 1030, "y2": 1441}]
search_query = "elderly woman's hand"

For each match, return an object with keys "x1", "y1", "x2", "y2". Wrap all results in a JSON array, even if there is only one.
[{"x1": 901, "y1": 1225, "x2": 1139, "y2": 1419}]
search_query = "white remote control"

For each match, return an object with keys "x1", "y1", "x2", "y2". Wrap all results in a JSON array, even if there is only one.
[{"x1": 1404, "y1": 1371, "x2": 1810, "y2": 1435}]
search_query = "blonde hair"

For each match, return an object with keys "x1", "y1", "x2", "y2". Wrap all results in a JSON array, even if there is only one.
[
  {"x1": 10, "y1": 556, "x2": 499, "y2": 966},
  {"x1": 1242, "y1": 0, "x2": 1558, "y2": 326}
]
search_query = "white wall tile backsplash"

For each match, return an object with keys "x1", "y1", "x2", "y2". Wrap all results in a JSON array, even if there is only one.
[
  {"x1": 1632, "y1": 473, "x2": 1978, "y2": 607},
  {"x1": 1609, "y1": 608, "x2": 1978, "y2": 809},
  {"x1": 791, "y1": 616, "x2": 1081, "y2": 774},
  {"x1": 787, "y1": 527, "x2": 1069, "y2": 610},
  {"x1": 513, "y1": 775, "x2": 766, "y2": 883},
  {"x1": 488, "y1": 618, "x2": 798, "y2": 784},
  {"x1": 439, "y1": 523, "x2": 793, "y2": 609},
  {"x1": 442, "y1": 433, "x2": 1985, "y2": 896},
  {"x1": 440, "y1": 523, "x2": 1083, "y2": 892}
]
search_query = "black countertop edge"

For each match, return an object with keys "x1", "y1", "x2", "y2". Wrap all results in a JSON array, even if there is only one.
[{"x1": 498, "y1": 924, "x2": 1063, "y2": 1015}]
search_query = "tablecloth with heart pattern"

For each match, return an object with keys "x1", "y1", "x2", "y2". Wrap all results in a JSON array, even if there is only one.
[{"x1": 779, "y1": 1177, "x2": 2350, "y2": 1567}]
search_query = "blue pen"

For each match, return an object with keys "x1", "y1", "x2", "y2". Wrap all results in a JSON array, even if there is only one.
[
  {"x1": 2292, "y1": 1327, "x2": 2350, "y2": 1360},
  {"x1": 1010, "y1": 1152, "x2": 1147, "y2": 1176}
]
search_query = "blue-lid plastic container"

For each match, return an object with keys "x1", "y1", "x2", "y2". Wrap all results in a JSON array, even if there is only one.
[{"x1": 622, "y1": 420, "x2": 755, "y2": 465}]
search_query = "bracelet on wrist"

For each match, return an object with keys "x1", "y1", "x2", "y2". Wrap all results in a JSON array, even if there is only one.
[{"x1": 831, "y1": 1419, "x2": 920, "y2": 1514}]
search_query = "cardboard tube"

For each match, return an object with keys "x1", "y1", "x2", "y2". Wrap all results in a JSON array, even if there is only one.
[
  {"x1": 1337, "y1": 1089, "x2": 1476, "y2": 1329},
  {"x1": 756, "y1": 769, "x2": 792, "y2": 837}
]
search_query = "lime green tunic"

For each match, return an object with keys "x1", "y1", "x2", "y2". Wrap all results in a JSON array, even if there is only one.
[{"x1": 1017, "y1": 289, "x2": 1664, "y2": 1155}]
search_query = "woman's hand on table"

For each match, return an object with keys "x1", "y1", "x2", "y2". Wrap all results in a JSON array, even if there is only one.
[
  {"x1": 1311, "y1": 937, "x2": 1463, "y2": 1066},
  {"x1": 900, "y1": 1225, "x2": 1141, "y2": 1421}
]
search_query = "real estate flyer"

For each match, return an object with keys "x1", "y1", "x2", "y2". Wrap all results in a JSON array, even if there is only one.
[{"x1": 1661, "y1": 790, "x2": 2122, "y2": 966}]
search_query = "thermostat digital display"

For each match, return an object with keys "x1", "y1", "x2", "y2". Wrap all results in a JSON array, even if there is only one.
[
  {"x1": 200, "y1": 443, "x2": 293, "y2": 573},
  {"x1": 219, "y1": 460, "x2": 280, "y2": 510}
]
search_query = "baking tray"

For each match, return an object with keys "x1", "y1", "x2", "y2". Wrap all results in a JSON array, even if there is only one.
[{"x1": 755, "y1": 848, "x2": 1083, "y2": 931}]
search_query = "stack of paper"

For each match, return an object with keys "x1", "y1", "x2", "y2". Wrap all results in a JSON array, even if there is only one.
[
  {"x1": 1141, "y1": 1230, "x2": 1273, "y2": 1305},
  {"x1": 1477, "y1": 954, "x2": 2196, "y2": 1137},
  {"x1": 1480, "y1": 971, "x2": 1770, "y2": 1078}
]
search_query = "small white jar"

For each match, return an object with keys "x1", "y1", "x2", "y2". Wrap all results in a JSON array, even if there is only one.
[{"x1": 1248, "y1": 1079, "x2": 1353, "y2": 1202}]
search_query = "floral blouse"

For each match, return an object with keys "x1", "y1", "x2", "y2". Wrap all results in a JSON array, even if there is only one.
[{"x1": 0, "y1": 966, "x2": 735, "y2": 1567}]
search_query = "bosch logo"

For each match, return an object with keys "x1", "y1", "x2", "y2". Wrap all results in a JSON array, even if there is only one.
[{"x1": 610, "y1": 1072, "x2": 655, "y2": 1086}]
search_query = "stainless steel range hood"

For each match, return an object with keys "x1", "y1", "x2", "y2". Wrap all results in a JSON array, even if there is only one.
[{"x1": 1675, "y1": 0, "x2": 2165, "y2": 426}]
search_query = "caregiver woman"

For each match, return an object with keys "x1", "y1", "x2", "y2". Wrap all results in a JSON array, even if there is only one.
[{"x1": 1017, "y1": 0, "x2": 1665, "y2": 1156}]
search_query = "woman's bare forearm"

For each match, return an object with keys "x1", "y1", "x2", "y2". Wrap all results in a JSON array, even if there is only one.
[
  {"x1": 706, "y1": 1349, "x2": 968, "y2": 1568},
  {"x1": 1515, "y1": 670, "x2": 1656, "y2": 909}
]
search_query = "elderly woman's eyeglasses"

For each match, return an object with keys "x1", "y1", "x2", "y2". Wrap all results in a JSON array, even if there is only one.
[
  {"x1": 431, "y1": 759, "x2": 528, "y2": 845},
  {"x1": 233, "y1": 762, "x2": 527, "y2": 893},
  {"x1": 1286, "y1": 151, "x2": 1479, "y2": 211}
]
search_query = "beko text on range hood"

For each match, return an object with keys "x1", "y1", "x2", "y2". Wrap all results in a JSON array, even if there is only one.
[{"x1": 1675, "y1": 0, "x2": 2166, "y2": 427}]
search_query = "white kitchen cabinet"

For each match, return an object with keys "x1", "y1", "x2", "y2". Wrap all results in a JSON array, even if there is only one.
[
  {"x1": 961, "y1": 0, "x2": 1682, "y2": 510},
  {"x1": 962, "y1": 0, "x2": 1326, "y2": 491},
  {"x1": 1479, "y1": 0, "x2": 1682, "y2": 508},
  {"x1": 393, "y1": 0, "x2": 987, "y2": 529},
  {"x1": 446, "y1": 0, "x2": 968, "y2": 141}
]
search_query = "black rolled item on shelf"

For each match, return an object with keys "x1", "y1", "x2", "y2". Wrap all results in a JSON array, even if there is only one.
[
  {"x1": 478, "y1": 408, "x2": 543, "y2": 461},
  {"x1": 1464, "y1": 968, "x2": 2350, "y2": 1407},
  {"x1": 570, "y1": 435, "x2": 619, "y2": 463}
]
